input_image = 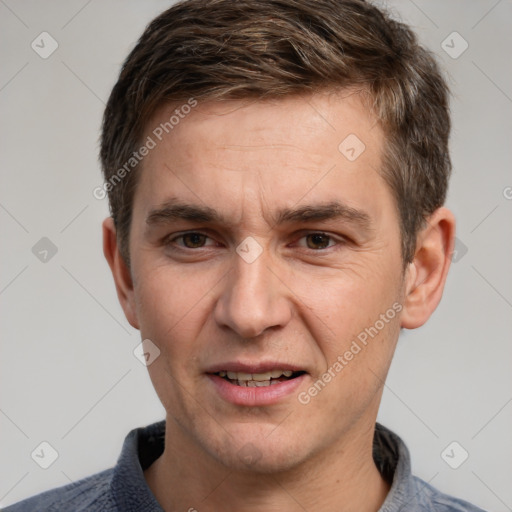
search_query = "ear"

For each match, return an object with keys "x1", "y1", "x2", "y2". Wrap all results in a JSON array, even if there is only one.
[
  {"x1": 400, "y1": 207, "x2": 456, "y2": 329},
  {"x1": 102, "y1": 217, "x2": 140, "y2": 330}
]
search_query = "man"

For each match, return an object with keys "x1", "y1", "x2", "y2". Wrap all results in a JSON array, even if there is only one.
[{"x1": 5, "y1": 0, "x2": 486, "y2": 510}]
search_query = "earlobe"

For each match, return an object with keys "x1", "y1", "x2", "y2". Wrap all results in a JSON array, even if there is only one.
[
  {"x1": 400, "y1": 207, "x2": 456, "y2": 330},
  {"x1": 102, "y1": 218, "x2": 140, "y2": 330}
]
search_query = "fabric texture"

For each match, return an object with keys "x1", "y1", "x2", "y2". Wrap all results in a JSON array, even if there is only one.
[{"x1": 3, "y1": 421, "x2": 486, "y2": 511}]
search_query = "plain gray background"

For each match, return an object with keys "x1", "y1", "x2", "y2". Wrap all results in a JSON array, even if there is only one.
[{"x1": 1, "y1": 0, "x2": 511, "y2": 510}]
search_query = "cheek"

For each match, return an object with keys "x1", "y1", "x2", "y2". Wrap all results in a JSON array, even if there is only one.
[
  {"x1": 302, "y1": 295, "x2": 401, "y2": 430},
  {"x1": 295, "y1": 263, "x2": 402, "y2": 367},
  {"x1": 133, "y1": 265, "x2": 208, "y2": 347},
  {"x1": 297, "y1": 262, "x2": 396, "y2": 325},
  {"x1": 133, "y1": 268, "x2": 210, "y2": 409}
]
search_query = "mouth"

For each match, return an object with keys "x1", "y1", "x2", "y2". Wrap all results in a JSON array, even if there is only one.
[
  {"x1": 214, "y1": 369, "x2": 307, "y2": 387},
  {"x1": 206, "y1": 364, "x2": 308, "y2": 406}
]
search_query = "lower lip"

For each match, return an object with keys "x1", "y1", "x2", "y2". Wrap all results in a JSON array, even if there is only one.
[{"x1": 207, "y1": 374, "x2": 306, "y2": 406}]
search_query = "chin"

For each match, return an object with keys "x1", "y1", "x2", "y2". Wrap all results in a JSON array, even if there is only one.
[
  {"x1": 213, "y1": 433, "x2": 309, "y2": 475},
  {"x1": 228, "y1": 451, "x2": 304, "y2": 475}
]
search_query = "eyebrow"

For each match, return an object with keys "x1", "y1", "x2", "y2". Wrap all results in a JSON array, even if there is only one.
[
  {"x1": 274, "y1": 202, "x2": 373, "y2": 231},
  {"x1": 146, "y1": 200, "x2": 227, "y2": 225},
  {"x1": 146, "y1": 198, "x2": 373, "y2": 231}
]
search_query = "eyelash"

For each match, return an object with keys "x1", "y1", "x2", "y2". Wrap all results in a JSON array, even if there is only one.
[{"x1": 164, "y1": 231, "x2": 346, "y2": 252}]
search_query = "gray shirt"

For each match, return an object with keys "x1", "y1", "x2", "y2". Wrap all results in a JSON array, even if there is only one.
[{"x1": 3, "y1": 421, "x2": 486, "y2": 511}]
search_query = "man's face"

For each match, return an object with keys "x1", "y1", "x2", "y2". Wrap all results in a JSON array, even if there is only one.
[{"x1": 127, "y1": 91, "x2": 407, "y2": 471}]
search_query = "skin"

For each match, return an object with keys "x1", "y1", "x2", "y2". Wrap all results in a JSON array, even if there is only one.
[{"x1": 103, "y1": 90, "x2": 455, "y2": 512}]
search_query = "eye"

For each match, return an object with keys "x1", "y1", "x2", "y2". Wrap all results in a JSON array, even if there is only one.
[
  {"x1": 167, "y1": 232, "x2": 215, "y2": 249},
  {"x1": 297, "y1": 232, "x2": 339, "y2": 250}
]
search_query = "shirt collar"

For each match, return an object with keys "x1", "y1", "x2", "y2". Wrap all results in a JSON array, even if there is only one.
[
  {"x1": 373, "y1": 423, "x2": 424, "y2": 511},
  {"x1": 111, "y1": 420, "x2": 165, "y2": 511}
]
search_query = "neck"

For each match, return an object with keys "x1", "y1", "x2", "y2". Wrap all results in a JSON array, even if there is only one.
[{"x1": 144, "y1": 417, "x2": 390, "y2": 512}]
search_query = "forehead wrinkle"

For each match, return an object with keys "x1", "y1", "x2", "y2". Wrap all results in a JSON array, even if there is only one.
[
  {"x1": 233, "y1": 164, "x2": 268, "y2": 231},
  {"x1": 220, "y1": 143, "x2": 309, "y2": 152}
]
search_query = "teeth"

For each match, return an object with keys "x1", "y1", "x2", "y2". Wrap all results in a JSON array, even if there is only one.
[
  {"x1": 241, "y1": 380, "x2": 273, "y2": 387},
  {"x1": 221, "y1": 370, "x2": 295, "y2": 381},
  {"x1": 227, "y1": 371, "x2": 245, "y2": 380},
  {"x1": 248, "y1": 380, "x2": 268, "y2": 387},
  {"x1": 252, "y1": 372, "x2": 273, "y2": 381}
]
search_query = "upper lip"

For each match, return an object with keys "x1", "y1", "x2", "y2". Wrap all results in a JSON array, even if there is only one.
[{"x1": 205, "y1": 361, "x2": 307, "y2": 374}]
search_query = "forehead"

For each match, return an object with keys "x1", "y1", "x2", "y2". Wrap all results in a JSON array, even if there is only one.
[
  {"x1": 134, "y1": 91, "x2": 392, "y2": 227},
  {"x1": 144, "y1": 90, "x2": 379, "y2": 159}
]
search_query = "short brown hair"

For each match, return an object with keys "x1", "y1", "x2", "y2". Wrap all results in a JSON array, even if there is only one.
[{"x1": 100, "y1": 0, "x2": 451, "y2": 266}]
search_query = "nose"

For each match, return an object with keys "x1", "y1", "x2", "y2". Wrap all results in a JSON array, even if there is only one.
[{"x1": 213, "y1": 248, "x2": 293, "y2": 339}]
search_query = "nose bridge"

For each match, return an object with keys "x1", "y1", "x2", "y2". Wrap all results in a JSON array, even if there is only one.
[{"x1": 214, "y1": 247, "x2": 291, "y2": 338}]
